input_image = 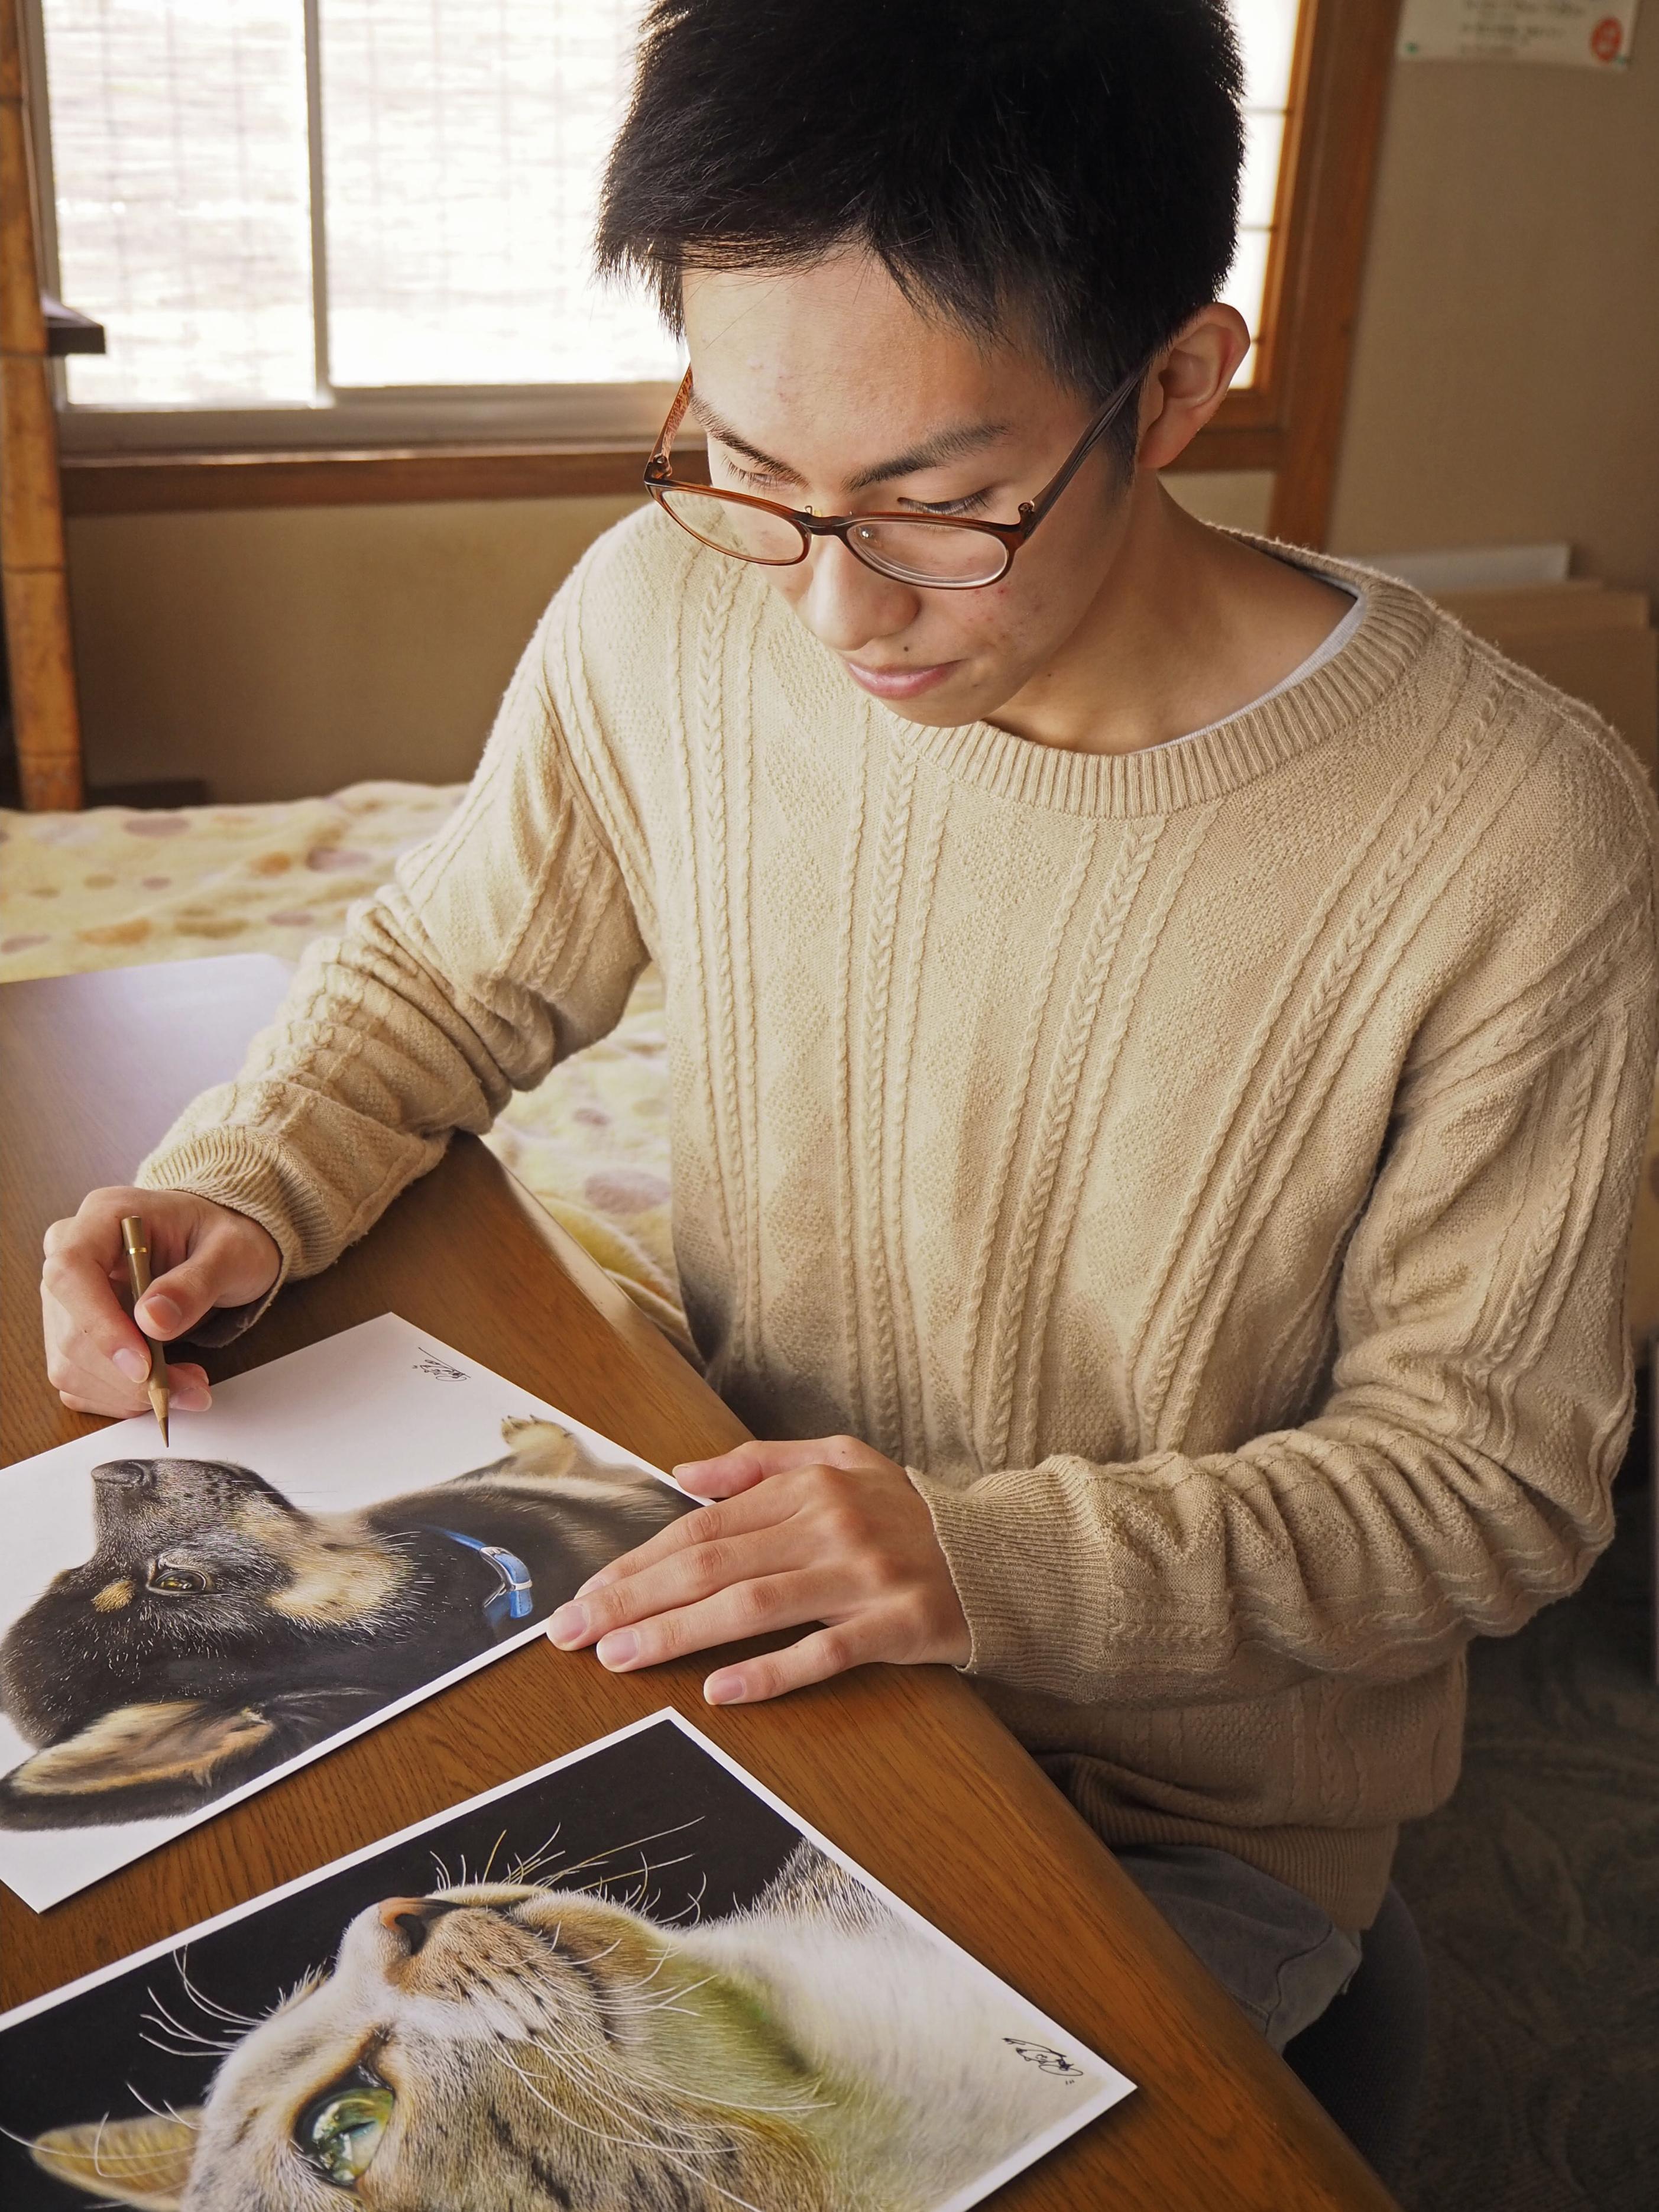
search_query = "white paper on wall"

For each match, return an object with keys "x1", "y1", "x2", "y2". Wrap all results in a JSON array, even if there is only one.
[
  {"x1": 1398, "y1": 0, "x2": 1639, "y2": 64},
  {"x1": 0, "y1": 1313, "x2": 694, "y2": 1910}
]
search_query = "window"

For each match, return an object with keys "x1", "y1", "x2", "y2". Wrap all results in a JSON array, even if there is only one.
[
  {"x1": 44, "y1": 2, "x2": 316, "y2": 409},
  {"x1": 1228, "y1": 0, "x2": 1302, "y2": 390},
  {"x1": 42, "y1": 0, "x2": 680, "y2": 416},
  {"x1": 33, "y1": 0, "x2": 1398, "y2": 545},
  {"x1": 37, "y1": 1, "x2": 1297, "y2": 424}
]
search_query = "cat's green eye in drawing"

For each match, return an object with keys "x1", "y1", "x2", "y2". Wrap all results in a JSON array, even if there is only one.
[{"x1": 298, "y1": 2083, "x2": 395, "y2": 2187}]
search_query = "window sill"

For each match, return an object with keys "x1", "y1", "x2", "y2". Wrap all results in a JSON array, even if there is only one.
[
  {"x1": 58, "y1": 441, "x2": 659, "y2": 516},
  {"x1": 59, "y1": 419, "x2": 1285, "y2": 517}
]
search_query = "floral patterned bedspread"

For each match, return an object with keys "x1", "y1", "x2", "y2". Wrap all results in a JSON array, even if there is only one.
[{"x1": 0, "y1": 782, "x2": 687, "y2": 1352}]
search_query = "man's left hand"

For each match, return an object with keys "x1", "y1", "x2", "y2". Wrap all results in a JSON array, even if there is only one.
[{"x1": 546, "y1": 1434, "x2": 971, "y2": 1703}]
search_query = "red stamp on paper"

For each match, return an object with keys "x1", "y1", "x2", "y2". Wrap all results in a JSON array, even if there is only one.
[{"x1": 1589, "y1": 15, "x2": 1625, "y2": 61}]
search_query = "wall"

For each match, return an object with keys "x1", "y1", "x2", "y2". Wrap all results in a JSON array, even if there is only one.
[
  {"x1": 1329, "y1": 48, "x2": 1659, "y2": 597},
  {"x1": 59, "y1": 46, "x2": 1659, "y2": 801},
  {"x1": 65, "y1": 497, "x2": 641, "y2": 801}
]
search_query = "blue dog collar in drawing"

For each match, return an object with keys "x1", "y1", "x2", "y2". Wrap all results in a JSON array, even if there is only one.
[{"x1": 432, "y1": 1527, "x2": 534, "y2": 1630}]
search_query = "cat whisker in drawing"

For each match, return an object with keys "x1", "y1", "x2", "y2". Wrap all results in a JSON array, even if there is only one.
[
  {"x1": 136, "y1": 1988, "x2": 244, "y2": 2063},
  {"x1": 118, "y1": 2087, "x2": 199, "y2": 2136},
  {"x1": 170, "y1": 1957, "x2": 263, "y2": 2032}
]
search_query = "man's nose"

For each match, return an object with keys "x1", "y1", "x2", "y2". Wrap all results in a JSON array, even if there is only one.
[
  {"x1": 793, "y1": 535, "x2": 918, "y2": 653},
  {"x1": 377, "y1": 1897, "x2": 464, "y2": 1955}
]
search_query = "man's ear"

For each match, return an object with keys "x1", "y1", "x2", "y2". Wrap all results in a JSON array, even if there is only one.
[
  {"x1": 1136, "y1": 302, "x2": 1252, "y2": 471},
  {"x1": 0, "y1": 1701, "x2": 275, "y2": 1828},
  {"x1": 497, "y1": 1416, "x2": 585, "y2": 1479},
  {"x1": 30, "y1": 2109, "x2": 201, "y2": 2208}
]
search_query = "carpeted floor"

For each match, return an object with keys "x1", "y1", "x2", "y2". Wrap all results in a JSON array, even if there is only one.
[{"x1": 1394, "y1": 1385, "x2": 1659, "y2": 2211}]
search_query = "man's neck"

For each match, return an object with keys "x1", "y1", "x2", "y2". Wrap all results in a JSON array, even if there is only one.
[{"x1": 989, "y1": 478, "x2": 1355, "y2": 760}]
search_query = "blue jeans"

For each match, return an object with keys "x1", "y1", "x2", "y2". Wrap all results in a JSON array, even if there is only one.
[{"x1": 1117, "y1": 1844, "x2": 1362, "y2": 2051}]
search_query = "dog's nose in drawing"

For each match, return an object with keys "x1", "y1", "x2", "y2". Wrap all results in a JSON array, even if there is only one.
[
  {"x1": 378, "y1": 1897, "x2": 463, "y2": 1955},
  {"x1": 91, "y1": 1460, "x2": 153, "y2": 1489}
]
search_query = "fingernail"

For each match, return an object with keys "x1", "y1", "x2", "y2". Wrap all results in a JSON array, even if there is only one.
[
  {"x1": 137, "y1": 1293, "x2": 182, "y2": 1335},
  {"x1": 705, "y1": 1670, "x2": 743, "y2": 1705},
  {"x1": 112, "y1": 1348, "x2": 150, "y2": 1384},
  {"x1": 596, "y1": 1629, "x2": 639, "y2": 1669},
  {"x1": 173, "y1": 1382, "x2": 212, "y2": 1412},
  {"x1": 574, "y1": 1570, "x2": 612, "y2": 1598},
  {"x1": 547, "y1": 1603, "x2": 588, "y2": 1648}
]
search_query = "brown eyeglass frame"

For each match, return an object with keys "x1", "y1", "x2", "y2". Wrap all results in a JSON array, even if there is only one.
[{"x1": 642, "y1": 360, "x2": 1148, "y2": 589}]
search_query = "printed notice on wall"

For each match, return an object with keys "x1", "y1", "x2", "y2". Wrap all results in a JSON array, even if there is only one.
[{"x1": 1398, "y1": 0, "x2": 1639, "y2": 63}]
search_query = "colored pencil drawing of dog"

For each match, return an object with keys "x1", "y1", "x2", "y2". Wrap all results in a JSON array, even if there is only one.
[
  {"x1": 27, "y1": 1842, "x2": 1088, "y2": 2210},
  {"x1": 0, "y1": 1420, "x2": 688, "y2": 1828}
]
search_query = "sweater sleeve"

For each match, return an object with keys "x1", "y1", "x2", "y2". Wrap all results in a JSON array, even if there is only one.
[
  {"x1": 135, "y1": 598, "x2": 649, "y2": 1295},
  {"x1": 911, "y1": 900, "x2": 1659, "y2": 1710}
]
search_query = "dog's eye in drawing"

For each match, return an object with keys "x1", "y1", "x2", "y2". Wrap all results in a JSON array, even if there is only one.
[
  {"x1": 145, "y1": 1558, "x2": 209, "y2": 1595},
  {"x1": 297, "y1": 2075, "x2": 395, "y2": 2187}
]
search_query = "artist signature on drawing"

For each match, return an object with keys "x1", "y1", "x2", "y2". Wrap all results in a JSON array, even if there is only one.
[
  {"x1": 413, "y1": 1349, "x2": 468, "y2": 1381},
  {"x1": 1003, "y1": 2038, "x2": 1086, "y2": 2080}
]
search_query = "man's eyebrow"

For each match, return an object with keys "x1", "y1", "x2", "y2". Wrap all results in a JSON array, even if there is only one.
[
  {"x1": 688, "y1": 396, "x2": 1013, "y2": 494},
  {"x1": 688, "y1": 396, "x2": 801, "y2": 481}
]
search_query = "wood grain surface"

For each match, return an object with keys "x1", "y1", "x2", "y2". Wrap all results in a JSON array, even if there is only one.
[
  {"x1": 0, "y1": 0, "x2": 84, "y2": 809},
  {"x1": 0, "y1": 956, "x2": 1397, "y2": 2210}
]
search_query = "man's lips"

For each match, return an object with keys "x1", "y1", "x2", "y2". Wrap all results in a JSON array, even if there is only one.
[{"x1": 842, "y1": 658, "x2": 960, "y2": 701}]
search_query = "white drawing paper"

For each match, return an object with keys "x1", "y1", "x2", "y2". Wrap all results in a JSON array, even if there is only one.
[
  {"x1": 0, "y1": 1313, "x2": 693, "y2": 1910},
  {"x1": 0, "y1": 1708, "x2": 1135, "y2": 2210}
]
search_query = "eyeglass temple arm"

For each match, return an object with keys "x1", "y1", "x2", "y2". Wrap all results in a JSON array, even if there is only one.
[
  {"x1": 1016, "y1": 362, "x2": 1149, "y2": 531},
  {"x1": 647, "y1": 367, "x2": 696, "y2": 480}
]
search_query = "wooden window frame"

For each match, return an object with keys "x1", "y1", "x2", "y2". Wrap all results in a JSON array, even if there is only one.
[{"x1": 54, "y1": 0, "x2": 1400, "y2": 548}]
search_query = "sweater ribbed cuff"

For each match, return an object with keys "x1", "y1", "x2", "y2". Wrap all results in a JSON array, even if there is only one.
[
  {"x1": 907, "y1": 1465, "x2": 1061, "y2": 1687},
  {"x1": 135, "y1": 1140, "x2": 300, "y2": 1343}
]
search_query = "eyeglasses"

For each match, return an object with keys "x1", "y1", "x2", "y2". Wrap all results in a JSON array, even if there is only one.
[{"x1": 642, "y1": 360, "x2": 1147, "y2": 590}]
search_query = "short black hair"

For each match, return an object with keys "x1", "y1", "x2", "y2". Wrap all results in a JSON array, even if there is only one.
[{"x1": 598, "y1": 0, "x2": 1244, "y2": 464}]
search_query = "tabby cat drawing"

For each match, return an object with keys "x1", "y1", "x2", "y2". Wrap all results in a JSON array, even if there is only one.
[{"x1": 28, "y1": 1841, "x2": 1090, "y2": 2210}]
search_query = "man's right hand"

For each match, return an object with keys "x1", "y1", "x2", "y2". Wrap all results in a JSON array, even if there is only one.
[{"x1": 41, "y1": 1188, "x2": 282, "y2": 1418}]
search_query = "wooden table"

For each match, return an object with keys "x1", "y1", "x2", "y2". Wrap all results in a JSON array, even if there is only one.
[{"x1": 0, "y1": 955, "x2": 1396, "y2": 2210}]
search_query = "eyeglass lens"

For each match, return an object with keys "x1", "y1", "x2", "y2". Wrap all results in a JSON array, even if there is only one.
[
  {"x1": 658, "y1": 488, "x2": 804, "y2": 565},
  {"x1": 657, "y1": 487, "x2": 1009, "y2": 587}
]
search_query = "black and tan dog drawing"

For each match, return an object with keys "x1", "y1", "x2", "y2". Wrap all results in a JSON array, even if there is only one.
[{"x1": 0, "y1": 1419, "x2": 689, "y2": 1828}]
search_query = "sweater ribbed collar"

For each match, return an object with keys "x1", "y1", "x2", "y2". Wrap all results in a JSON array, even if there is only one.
[{"x1": 861, "y1": 540, "x2": 1441, "y2": 820}]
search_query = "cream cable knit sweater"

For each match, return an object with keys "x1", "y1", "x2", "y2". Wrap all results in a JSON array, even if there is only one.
[{"x1": 139, "y1": 511, "x2": 1659, "y2": 1926}]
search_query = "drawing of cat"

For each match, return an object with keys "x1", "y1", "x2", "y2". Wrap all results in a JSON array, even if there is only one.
[{"x1": 28, "y1": 1842, "x2": 1093, "y2": 2210}]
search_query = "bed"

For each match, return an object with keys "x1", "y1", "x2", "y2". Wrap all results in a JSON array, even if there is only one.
[{"x1": 0, "y1": 783, "x2": 688, "y2": 1353}]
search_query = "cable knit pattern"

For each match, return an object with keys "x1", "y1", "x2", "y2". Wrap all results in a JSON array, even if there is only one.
[{"x1": 137, "y1": 508, "x2": 1659, "y2": 1927}]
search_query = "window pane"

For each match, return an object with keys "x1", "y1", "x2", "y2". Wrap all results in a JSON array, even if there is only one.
[
  {"x1": 1221, "y1": 1, "x2": 1301, "y2": 387},
  {"x1": 321, "y1": 0, "x2": 678, "y2": 388},
  {"x1": 1239, "y1": 109, "x2": 1285, "y2": 231},
  {"x1": 1219, "y1": 226, "x2": 1272, "y2": 342},
  {"x1": 44, "y1": 0, "x2": 313, "y2": 406},
  {"x1": 1232, "y1": 0, "x2": 1300, "y2": 108}
]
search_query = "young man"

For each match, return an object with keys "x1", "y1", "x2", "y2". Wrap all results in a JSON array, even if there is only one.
[{"x1": 41, "y1": 1, "x2": 1657, "y2": 2059}]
